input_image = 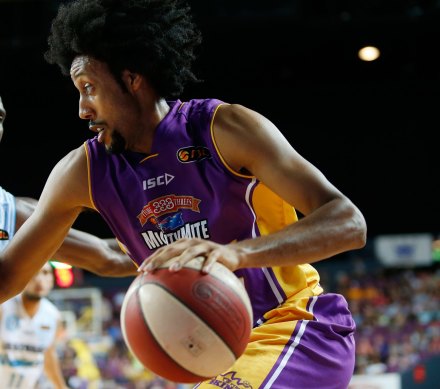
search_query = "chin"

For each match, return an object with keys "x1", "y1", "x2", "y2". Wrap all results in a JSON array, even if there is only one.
[
  {"x1": 24, "y1": 293, "x2": 43, "y2": 301},
  {"x1": 106, "y1": 131, "x2": 127, "y2": 154}
]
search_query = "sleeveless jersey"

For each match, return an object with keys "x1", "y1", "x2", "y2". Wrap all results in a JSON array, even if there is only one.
[
  {"x1": 85, "y1": 98, "x2": 323, "y2": 324},
  {"x1": 0, "y1": 186, "x2": 16, "y2": 252},
  {"x1": 0, "y1": 295, "x2": 60, "y2": 389}
]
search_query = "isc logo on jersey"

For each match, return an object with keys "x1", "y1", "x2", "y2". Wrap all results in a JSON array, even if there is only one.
[{"x1": 143, "y1": 173, "x2": 174, "y2": 190}]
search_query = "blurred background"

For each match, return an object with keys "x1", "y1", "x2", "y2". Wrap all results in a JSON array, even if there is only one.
[{"x1": 0, "y1": 1, "x2": 439, "y2": 388}]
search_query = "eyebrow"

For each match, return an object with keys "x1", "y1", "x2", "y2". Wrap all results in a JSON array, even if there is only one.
[{"x1": 71, "y1": 71, "x2": 86, "y2": 80}]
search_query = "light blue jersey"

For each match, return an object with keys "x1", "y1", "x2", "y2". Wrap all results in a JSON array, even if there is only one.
[
  {"x1": 0, "y1": 295, "x2": 60, "y2": 389},
  {"x1": 0, "y1": 186, "x2": 16, "y2": 252}
]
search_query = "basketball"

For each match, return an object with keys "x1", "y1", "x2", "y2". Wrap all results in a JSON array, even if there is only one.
[{"x1": 120, "y1": 257, "x2": 253, "y2": 383}]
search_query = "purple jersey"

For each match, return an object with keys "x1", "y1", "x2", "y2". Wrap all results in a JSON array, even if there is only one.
[
  {"x1": 85, "y1": 98, "x2": 323, "y2": 324},
  {"x1": 86, "y1": 99, "x2": 355, "y2": 387}
]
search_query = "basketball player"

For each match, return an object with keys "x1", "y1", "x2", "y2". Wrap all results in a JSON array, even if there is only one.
[
  {"x1": 0, "y1": 262, "x2": 68, "y2": 389},
  {"x1": 0, "y1": 96, "x2": 137, "y2": 280},
  {"x1": 0, "y1": 1, "x2": 367, "y2": 388}
]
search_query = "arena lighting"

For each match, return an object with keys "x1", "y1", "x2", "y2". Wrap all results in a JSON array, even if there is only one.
[
  {"x1": 358, "y1": 45, "x2": 380, "y2": 62},
  {"x1": 49, "y1": 260, "x2": 72, "y2": 269},
  {"x1": 50, "y1": 260, "x2": 74, "y2": 288}
]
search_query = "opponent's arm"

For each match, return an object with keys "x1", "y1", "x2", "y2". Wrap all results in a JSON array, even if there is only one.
[
  {"x1": 51, "y1": 229, "x2": 137, "y2": 276},
  {"x1": 15, "y1": 197, "x2": 137, "y2": 277},
  {"x1": 43, "y1": 318, "x2": 69, "y2": 389},
  {"x1": 141, "y1": 103, "x2": 367, "y2": 272}
]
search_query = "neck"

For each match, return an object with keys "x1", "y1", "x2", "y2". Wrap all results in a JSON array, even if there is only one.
[{"x1": 132, "y1": 98, "x2": 171, "y2": 154}]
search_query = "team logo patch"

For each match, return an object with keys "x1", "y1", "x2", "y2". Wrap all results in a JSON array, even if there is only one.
[
  {"x1": 5, "y1": 315, "x2": 19, "y2": 331},
  {"x1": 0, "y1": 229, "x2": 9, "y2": 240},
  {"x1": 141, "y1": 219, "x2": 210, "y2": 249},
  {"x1": 137, "y1": 194, "x2": 201, "y2": 227},
  {"x1": 177, "y1": 146, "x2": 211, "y2": 163},
  {"x1": 157, "y1": 212, "x2": 184, "y2": 232}
]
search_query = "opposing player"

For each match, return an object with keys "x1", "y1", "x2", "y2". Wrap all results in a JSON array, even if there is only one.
[
  {"x1": 0, "y1": 95, "x2": 137, "y2": 282},
  {"x1": 0, "y1": 262, "x2": 68, "y2": 389},
  {"x1": 0, "y1": 1, "x2": 367, "y2": 388}
]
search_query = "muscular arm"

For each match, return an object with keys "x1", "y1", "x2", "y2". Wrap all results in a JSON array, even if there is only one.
[
  {"x1": 142, "y1": 103, "x2": 367, "y2": 272},
  {"x1": 0, "y1": 146, "x2": 135, "y2": 303},
  {"x1": 216, "y1": 104, "x2": 367, "y2": 267},
  {"x1": 15, "y1": 197, "x2": 137, "y2": 277}
]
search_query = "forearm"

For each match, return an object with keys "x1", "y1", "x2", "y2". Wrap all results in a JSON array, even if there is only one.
[
  {"x1": 234, "y1": 197, "x2": 367, "y2": 268},
  {"x1": 140, "y1": 197, "x2": 367, "y2": 274},
  {"x1": 16, "y1": 202, "x2": 137, "y2": 277},
  {"x1": 53, "y1": 229, "x2": 137, "y2": 276},
  {"x1": 44, "y1": 348, "x2": 69, "y2": 389}
]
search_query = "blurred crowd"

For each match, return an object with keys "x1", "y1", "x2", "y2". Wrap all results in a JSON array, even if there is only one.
[
  {"x1": 39, "y1": 287, "x2": 190, "y2": 389},
  {"x1": 37, "y1": 262, "x2": 439, "y2": 388},
  {"x1": 334, "y1": 265, "x2": 440, "y2": 375}
]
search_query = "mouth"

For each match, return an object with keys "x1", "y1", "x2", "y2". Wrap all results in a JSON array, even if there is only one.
[
  {"x1": 89, "y1": 123, "x2": 106, "y2": 142},
  {"x1": 89, "y1": 123, "x2": 105, "y2": 133}
]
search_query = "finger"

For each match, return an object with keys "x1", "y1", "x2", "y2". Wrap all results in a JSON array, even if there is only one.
[
  {"x1": 137, "y1": 258, "x2": 150, "y2": 272},
  {"x1": 169, "y1": 246, "x2": 210, "y2": 272},
  {"x1": 202, "y1": 250, "x2": 221, "y2": 273},
  {"x1": 144, "y1": 245, "x2": 184, "y2": 271}
]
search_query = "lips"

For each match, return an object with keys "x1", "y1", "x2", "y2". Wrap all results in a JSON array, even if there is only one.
[
  {"x1": 97, "y1": 129, "x2": 105, "y2": 143},
  {"x1": 88, "y1": 124, "x2": 105, "y2": 142},
  {"x1": 89, "y1": 124, "x2": 104, "y2": 132}
]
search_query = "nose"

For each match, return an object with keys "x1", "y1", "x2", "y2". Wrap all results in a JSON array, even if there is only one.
[{"x1": 79, "y1": 96, "x2": 94, "y2": 120}]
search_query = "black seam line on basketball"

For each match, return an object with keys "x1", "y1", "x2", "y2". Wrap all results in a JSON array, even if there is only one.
[
  {"x1": 134, "y1": 284, "x2": 208, "y2": 379},
  {"x1": 191, "y1": 270, "x2": 251, "y2": 342},
  {"x1": 140, "y1": 280, "x2": 238, "y2": 359}
]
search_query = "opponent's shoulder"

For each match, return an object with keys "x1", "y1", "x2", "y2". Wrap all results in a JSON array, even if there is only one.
[
  {"x1": 0, "y1": 186, "x2": 13, "y2": 200},
  {"x1": 40, "y1": 297, "x2": 60, "y2": 316},
  {"x1": 0, "y1": 294, "x2": 20, "y2": 312}
]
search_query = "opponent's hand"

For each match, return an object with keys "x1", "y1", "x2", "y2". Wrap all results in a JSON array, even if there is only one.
[{"x1": 137, "y1": 238, "x2": 242, "y2": 273}]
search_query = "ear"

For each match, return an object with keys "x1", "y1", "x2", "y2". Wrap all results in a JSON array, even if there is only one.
[{"x1": 122, "y1": 70, "x2": 143, "y2": 92}]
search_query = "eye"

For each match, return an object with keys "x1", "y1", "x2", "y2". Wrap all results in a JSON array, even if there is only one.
[{"x1": 83, "y1": 82, "x2": 94, "y2": 95}]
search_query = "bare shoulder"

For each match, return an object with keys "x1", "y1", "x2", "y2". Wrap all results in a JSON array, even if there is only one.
[
  {"x1": 213, "y1": 103, "x2": 290, "y2": 174},
  {"x1": 43, "y1": 145, "x2": 92, "y2": 208},
  {"x1": 215, "y1": 103, "x2": 268, "y2": 134},
  {"x1": 14, "y1": 147, "x2": 89, "y2": 227},
  {"x1": 54, "y1": 144, "x2": 88, "y2": 175}
]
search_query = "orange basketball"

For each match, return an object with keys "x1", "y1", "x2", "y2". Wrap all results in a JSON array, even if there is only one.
[{"x1": 120, "y1": 257, "x2": 253, "y2": 383}]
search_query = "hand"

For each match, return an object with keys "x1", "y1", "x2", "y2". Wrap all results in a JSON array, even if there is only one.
[{"x1": 137, "y1": 238, "x2": 242, "y2": 273}]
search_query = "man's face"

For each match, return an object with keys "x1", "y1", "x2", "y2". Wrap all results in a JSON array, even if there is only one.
[
  {"x1": 70, "y1": 55, "x2": 141, "y2": 154},
  {"x1": 0, "y1": 97, "x2": 6, "y2": 143},
  {"x1": 23, "y1": 262, "x2": 54, "y2": 301}
]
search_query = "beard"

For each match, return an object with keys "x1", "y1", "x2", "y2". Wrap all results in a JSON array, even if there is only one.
[
  {"x1": 105, "y1": 129, "x2": 126, "y2": 155},
  {"x1": 23, "y1": 292, "x2": 43, "y2": 301}
]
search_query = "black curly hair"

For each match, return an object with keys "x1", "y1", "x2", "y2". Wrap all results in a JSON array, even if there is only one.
[{"x1": 44, "y1": 0, "x2": 202, "y2": 98}]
